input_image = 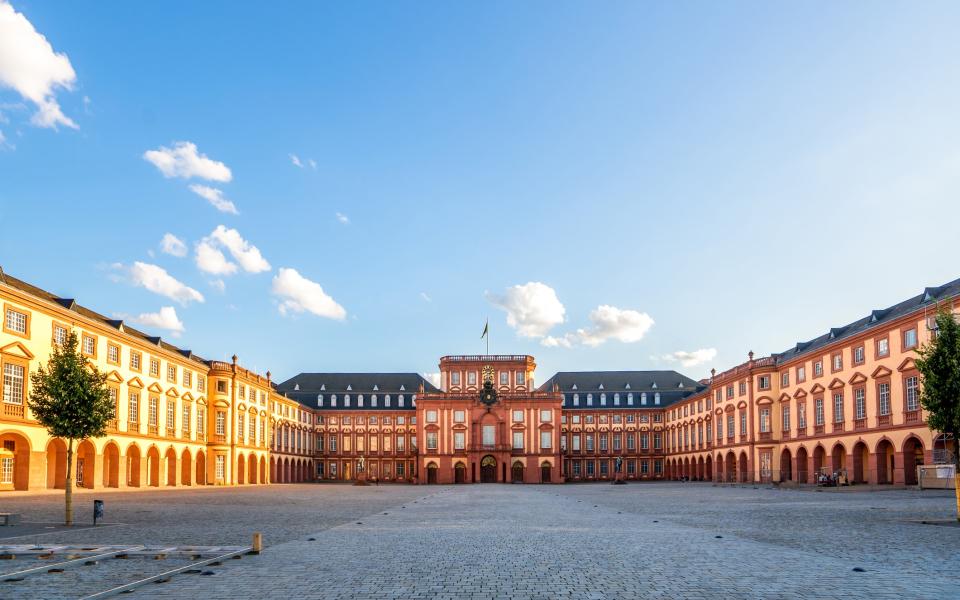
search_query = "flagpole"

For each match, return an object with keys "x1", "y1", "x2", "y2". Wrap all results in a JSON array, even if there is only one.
[{"x1": 486, "y1": 317, "x2": 489, "y2": 356}]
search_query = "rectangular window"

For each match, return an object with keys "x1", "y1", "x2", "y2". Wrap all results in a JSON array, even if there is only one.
[
  {"x1": 727, "y1": 385, "x2": 734, "y2": 399},
  {"x1": 739, "y1": 382, "x2": 747, "y2": 396},
  {"x1": 167, "y1": 365, "x2": 176, "y2": 383},
  {"x1": 454, "y1": 431, "x2": 465, "y2": 450},
  {"x1": 500, "y1": 371, "x2": 509, "y2": 386},
  {"x1": 450, "y1": 372, "x2": 460, "y2": 385},
  {"x1": 453, "y1": 410, "x2": 465, "y2": 423},
  {"x1": 653, "y1": 432, "x2": 662, "y2": 450},
  {"x1": 833, "y1": 393, "x2": 844, "y2": 423},
  {"x1": 540, "y1": 409, "x2": 552, "y2": 422},
  {"x1": 513, "y1": 431, "x2": 523, "y2": 450},
  {"x1": 781, "y1": 372, "x2": 789, "y2": 387},
  {"x1": 482, "y1": 425, "x2": 495, "y2": 446},
  {"x1": 512, "y1": 409, "x2": 524, "y2": 422},
  {"x1": 815, "y1": 398, "x2": 824, "y2": 425},
  {"x1": 148, "y1": 396, "x2": 158, "y2": 427},
  {"x1": 878, "y1": 382, "x2": 891, "y2": 415},
  {"x1": 0, "y1": 456, "x2": 13, "y2": 484},
  {"x1": 759, "y1": 407, "x2": 770, "y2": 433},
  {"x1": 467, "y1": 371, "x2": 476, "y2": 385},
  {"x1": 853, "y1": 346, "x2": 865, "y2": 365},
  {"x1": 131, "y1": 351, "x2": 142, "y2": 371},
  {"x1": 128, "y1": 392, "x2": 139, "y2": 423},
  {"x1": 426, "y1": 410, "x2": 437, "y2": 423},
  {"x1": 740, "y1": 412, "x2": 747, "y2": 435},
  {"x1": 782, "y1": 405, "x2": 790, "y2": 431},
  {"x1": 215, "y1": 455, "x2": 225, "y2": 480},
  {"x1": 82, "y1": 334, "x2": 96, "y2": 357},
  {"x1": 904, "y1": 376, "x2": 919, "y2": 411},
  {"x1": 166, "y1": 400, "x2": 176, "y2": 432},
  {"x1": 613, "y1": 434, "x2": 621, "y2": 451},
  {"x1": 717, "y1": 419, "x2": 722, "y2": 440},
  {"x1": 516, "y1": 371, "x2": 525, "y2": 385},
  {"x1": 572, "y1": 435, "x2": 581, "y2": 451},
  {"x1": 599, "y1": 434, "x2": 608, "y2": 451},
  {"x1": 2, "y1": 363, "x2": 25, "y2": 405},
  {"x1": 814, "y1": 361, "x2": 823, "y2": 377},
  {"x1": 904, "y1": 328, "x2": 918, "y2": 350},
  {"x1": 586, "y1": 461, "x2": 595, "y2": 476},
  {"x1": 586, "y1": 435, "x2": 594, "y2": 452},
  {"x1": 797, "y1": 366, "x2": 806, "y2": 383},
  {"x1": 855, "y1": 388, "x2": 866, "y2": 420},
  {"x1": 727, "y1": 415, "x2": 734, "y2": 438},
  {"x1": 798, "y1": 402, "x2": 806, "y2": 428},
  {"x1": 150, "y1": 358, "x2": 160, "y2": 378},
  {"x1": 107, "y1": 343, "x2": 120, "y2": 365},
  {"x1": 426, "y1": 432, "x2": 438, "y2": 450},
  {"x1": 183, "y1": 370, "x2": 192, "y2": 388},
  {"x1": 215, "y1": 411, "x2": 225, "y2": 436},
  {"x1": 758, "y1": 376, "x2": 770, "y2": 390},
  {"x1": 599, "y1": 460, "x2": 608, "y2": 476},
  {"x1": 53, "y1": 323, "x2": 68, "y2": 346},
  {"x1": 877, "y1": 338, "x2": 889, "y2": 357},
  {"x1": 832, "y1": 353, "x2": 842, "y2": 372},
  {"x1": 4, "y1": 307, "x2": 28, "y2": 336},
  {"x1": 183, "y1": 405, "x2": 191, "y2": 433}
]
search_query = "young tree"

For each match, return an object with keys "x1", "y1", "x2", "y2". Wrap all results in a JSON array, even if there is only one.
[
  {"x1": 28, "y1": 331, "x2": 114, "y2": 526},
  {"x1": 915, "y1": 307, "x2": 960, "y2": 521}
]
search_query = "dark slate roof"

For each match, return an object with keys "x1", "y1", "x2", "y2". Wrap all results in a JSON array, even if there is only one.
[
  {"x1": 774, "y1": 276, "x2": 960, "y2": 365},
  {"x1": 0, "y1": 267, "x2": 210, "y2": 368},
  {"x1": 275, "y1": 372, "x2": 439, "y2": 410},
  {"x1": 538, "y1": 370, "x2": 705, "y2": 409}
]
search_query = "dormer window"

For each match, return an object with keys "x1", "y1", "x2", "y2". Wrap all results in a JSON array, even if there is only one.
[
  {"x1": 587, "y1": 393, "x2": 593, "y2": 406},
  {"x1": 400, "y1": 384, "x2": 406, "y2": 391},
  {"x1": 317, "y1": 394, "x2": 323, "y2": 406},
  {"x1": 373, "y1": 384, "x2": 379, "y2": 391},
  {"x1": 571, "y1": 384, "x2": 578, "y2": 390},
  {"x1": 678, "y1": 382, "x2": 684, "y2": 389},
  {"x1": 320, "y1": 384, "x2": 326, "y2": 391},
  {"x1": 654, "y1": 392, "x2": 661, "y2": 405},
  {"x1": 346, "y1": 384, "x2": 352, "y2": 391},
  {"x1": 624, "y1": 383, "x2": 631, "y2": 390},
  {"x1": 651, "y1": 382, "x2": 658, "y2": 389},
  {"x1": 294, "y1": 383, "x2": 300, "y2": 391},
  {"x1": 598, "y1": 383, "x2": 604, "y2": 390},
  {"x1": 573, "y1": 393, "x2": 580, "y2": 406}
]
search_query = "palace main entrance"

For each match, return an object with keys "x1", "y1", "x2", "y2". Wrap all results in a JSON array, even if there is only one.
[{"x1": 480, "y1": 455, "x2": 497, "y2": 483}]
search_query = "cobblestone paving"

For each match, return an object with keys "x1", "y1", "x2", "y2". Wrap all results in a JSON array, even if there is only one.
[
  {"x1": 1, "y1": 483, "x2": 957, "y2": 598},
  {"x1": 141, "y1": 483, "x2": 957, "y2": 599}
]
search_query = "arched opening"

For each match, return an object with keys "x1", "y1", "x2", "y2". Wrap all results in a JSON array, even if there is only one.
[
  {"x1": 512, "y1": 460, "x2": 524, "y2": 483},
  {"x1": 725, "y1": 452, "x2": 736, "y2": 483},
  {"x1": 541, "y1": 460, "x2": 552, "y2": 483},
  {"x1": 180, "y1": 449, "x2": 192, "y2": 486},
  {"x1": 454, "y1": 461, "x2": 466, "y2": 484},
  {"x1": 426, "y1": 462, "x2": 438, "y2": 484},
  {"x1": 195, "y1": 450, "x2": 206, "y2": 485},
  {"x1": 480, "y1": 455, "x2": 496, "y2": 483},
  {"x1": 902, "y1": 437, "x2": 924, "y2": 486},
  {"x1": 796, "y1": 447, "x2": 808, "y2": 484},
  {"x1": 0, "y1": 432, "x2": 32, "y2": 491},
  {"x1": 103, "y1": 442, "x2": 120, "y2": 488},
  {"x1": 852, "y1": 441, "x2": 868, "y2": 484},
  {"x1": 146, "y1": 446, "x2": 160, "y2": 487},
  {"x1": 812, "y1": 445, "x2": 825, "y2": 480},
  {"x1": 164, "y1": 448, "x2": 177, "y2": 487},
  {"x1": 126, "y1": 444, "x2": 142, "y2": 487},
  {"x1": 237, "y1": 454, "x2": 246, "y2": 485},
  {"x1": 780, "y1": 448, "x2": 792, "y2": 483},
  {"x1": 831, "y1": 443, "x2": 846, "y2": 477},
  {"x1": 697, "y1": 456, "x2": 705, "y2": 480},
  {"x1": 76, "y1": 440, "x2": 96, "y2": 489},
  {"x1": 738, "y1": 452, "x2": 748, "y2": 482},
  {"x1": 270, "y1": 457, "x2": 277, "y2": 482},
  {"x1": 260, "y1": 456, "x2": 267, "y2": 484},
  {"x1": 683, "y1": 457, "x2": 690, "y2": 479},
  {"x1": 876, "y1": 439, "x2": 895, "y2": 484},
  {"x1": 45, "y1": 438, "x2": 68, "y2": 489},
  {"x1": 705, "y1": 455, "x2": 713, "y2": 481},
  {"x1": 249, "y1": 454, "x2": 258, "y2": 485}
]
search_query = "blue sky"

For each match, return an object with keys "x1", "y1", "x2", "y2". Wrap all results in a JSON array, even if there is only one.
[{"x1": 2, "y1": 1, "x2": 960, "y2": 385}]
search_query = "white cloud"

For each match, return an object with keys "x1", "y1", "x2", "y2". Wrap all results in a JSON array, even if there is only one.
[
  {"x1": 159, "y1": 233, "x2": 187, "y2": 257},
  {"x1": 208, "y1": 225, "x2": 270, "y2": 273},
  {"x1": 335, "y1": 212, "x2": 349, "y2": 225},
  {"x1": 194, "y1": 239, "x2": 237, "y2": 276},
  {"x1": 662, "y1": 348, "x2": 717, "y2": 367},
  {"x1": 129, "y1": 306, "x2": 185, "y2": 336},
  {"x1": 120, "y1": 261, "x2": 204, "y2": 305},
  {"x1": 209, "y1": 279, "x2": 226, "y2": 293},
  {"x1": 289, "y1": 153, "x2": 303, "y2": 168},
  {"x1": 272, "y1": 267, "x2": 346, "y2": 320},
  {"x1": 143, "y1": 141, "x2": 232, "y2": 182},
  {"x1": 487, "y1": 282, "x2": 565, "y2": 338},
  {"x1": 420, "y1": 292, "x2": 432, "y2": 302},
  {"x1": 422, "y1": 372, "x2": 441, "y2": 389},
  {"x1": 0, "y1": 1, "x2": 77, "y2": 129},
  {"x1": 541, "y1": 305, "x2": 654, "y2": 348},
  {"x1": 189, "y1": 184, "x2": 238, "y2": 214}
]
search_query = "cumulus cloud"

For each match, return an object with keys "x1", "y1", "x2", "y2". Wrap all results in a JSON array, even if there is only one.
[
  {"x1": 271, "y1": 267, "x2": 346, "y2": 320},
  {"x1": 194, "y1": 239, "x2": 238, "y2": 276},
  {"x1": 208, "y1": 225, "x2": 270, "y2": 273},
  {"x1": 289, "y1": 153, "x2": 303, "y2": 168},
  {"x1": 422, "y1": 372, "x2": 441, "y2": 389},
  {"x1": 159, "y1": 233, "x2": 187, "y2": 257},
  {"x1": 335, "y1": 212, "x2": 349, "y2": 225},
  {"x1": 487, "y1": 282, "x2": 566, "y2": 338},
  {"x1": 189, "y1": 184, "x2": 238, "y2": 214},
  {"x1": 143, "y1": 141, "x2": 232, "y2": 182},
  {"x1": 662, "y1": 348, "x2": 718, "y2": 367},
  {"x1": 0, "y1": 1, "x2": 78, "y2": 129},
  {"x1": 209, "y1": 279, "x2": 226, "y2": 293},
  {"x1": 118, "y1": 261, "x2": 204, "y2": 305},
  {"x1": 129, "y1": 306, "x2": 185, "y2": 336},
  {"x1": 541, "y1": 305, "x2": 654, "y2": 348}
]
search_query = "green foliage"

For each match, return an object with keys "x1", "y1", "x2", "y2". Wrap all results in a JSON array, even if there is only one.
[
  {"x1": 28, "y1": 331, "x2": 114, "y2": 440},
  {"x1": 915, "y1": 307, "x2": 960, "y2": 445}
]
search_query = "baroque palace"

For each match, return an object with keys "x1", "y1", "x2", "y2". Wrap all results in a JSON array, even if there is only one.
[{"x1": 0, "y1": 266, "x2": 956, "y2": 491}]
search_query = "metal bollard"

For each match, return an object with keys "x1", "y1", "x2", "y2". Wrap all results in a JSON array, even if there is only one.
[
  {"x1": 251, "y1": 532, "x2": 262, "y2": 554},
  {"x1": 93, "y1": 500, "x2": 104, "y2": 525}
]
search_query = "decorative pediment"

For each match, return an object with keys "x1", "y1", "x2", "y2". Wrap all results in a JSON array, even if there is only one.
[
  {"x1": 793, "y1": 388, "x2": 807, "y2": 399},
  {"x1": 778, "y1": 393, "x2": 791, "y2": 403},
  {"x1": 810, "y1": 383, "x2": 825, "y2": 394},
  {"x1": 828, "y1": 378, "x2": 845, "y2": 390},
  {"x1": 898, "y1": 357, "x2": 917, "y2": 372},
  {"x1": 214, "y1": 399, "x2": 230, "y2": 408},
  {"x1": 105, "y1": 370, "x2": 124, "y2": 383},
  {"x1": 181, "y1": 392, "x2": 194, "y2": 402},
  {"x1": 725, "y1": 404, "x2": 736, "y2": 412},
  {"x1": 0, "y1": 341, "x2": 34, "y2": 359},
  {"x1": 737, "y1": 400, "x2": 748, "y2": 409},
  {"x1": 196, "y1": 396, "x2": 206, "y2": 405},
  {"x1": 127, "y1": 377, "x2": 144, "y2": 389},
  {"x1": 871, "y1": 365, "x2": 893, "y2": 379},
  {"x1": 848, "y1": 372, "x2": 867, "y2": 385},
  {"x1": 714, "y1": 407, "x2": 724, "y2": 416},
  {"x1": 237, "y1": 403, "x2": 247, "y2": 412},
  {"x1": 756, "y1": 396, "x2": 774, "y2": 406},
  {"x1": 147, "y1": 382, "x2": 163, "y2": 393},
  {"x1": 165, "y1": 387, "x2": 179, "y2": 397}
]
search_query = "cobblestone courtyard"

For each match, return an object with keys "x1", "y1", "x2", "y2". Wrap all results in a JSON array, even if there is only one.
[{"x1": 1, "y1": 483, "x2": 957, "y2": 598}]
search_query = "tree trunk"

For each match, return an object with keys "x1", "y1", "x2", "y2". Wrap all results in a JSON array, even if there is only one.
[{"x1": 65, "y1": 438, "x2": 74, "y2": 527}]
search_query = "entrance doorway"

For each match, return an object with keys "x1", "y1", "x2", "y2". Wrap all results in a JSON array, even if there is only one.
[
  {"x1": 480, "y1": 456, "x2": 496, "y2": 483},
  {"x1": 511, "y1": 461, "x2": 524, "y2": 483},
  {"x1": 454, "y1": 462, "x2": 466, "y2": 484},
  {"x1": 427, "y1": 462, "x2": 438, "y2": 484},
  {"x1": 540, "y1": 461, "x2": 551, "y2": 483}
]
